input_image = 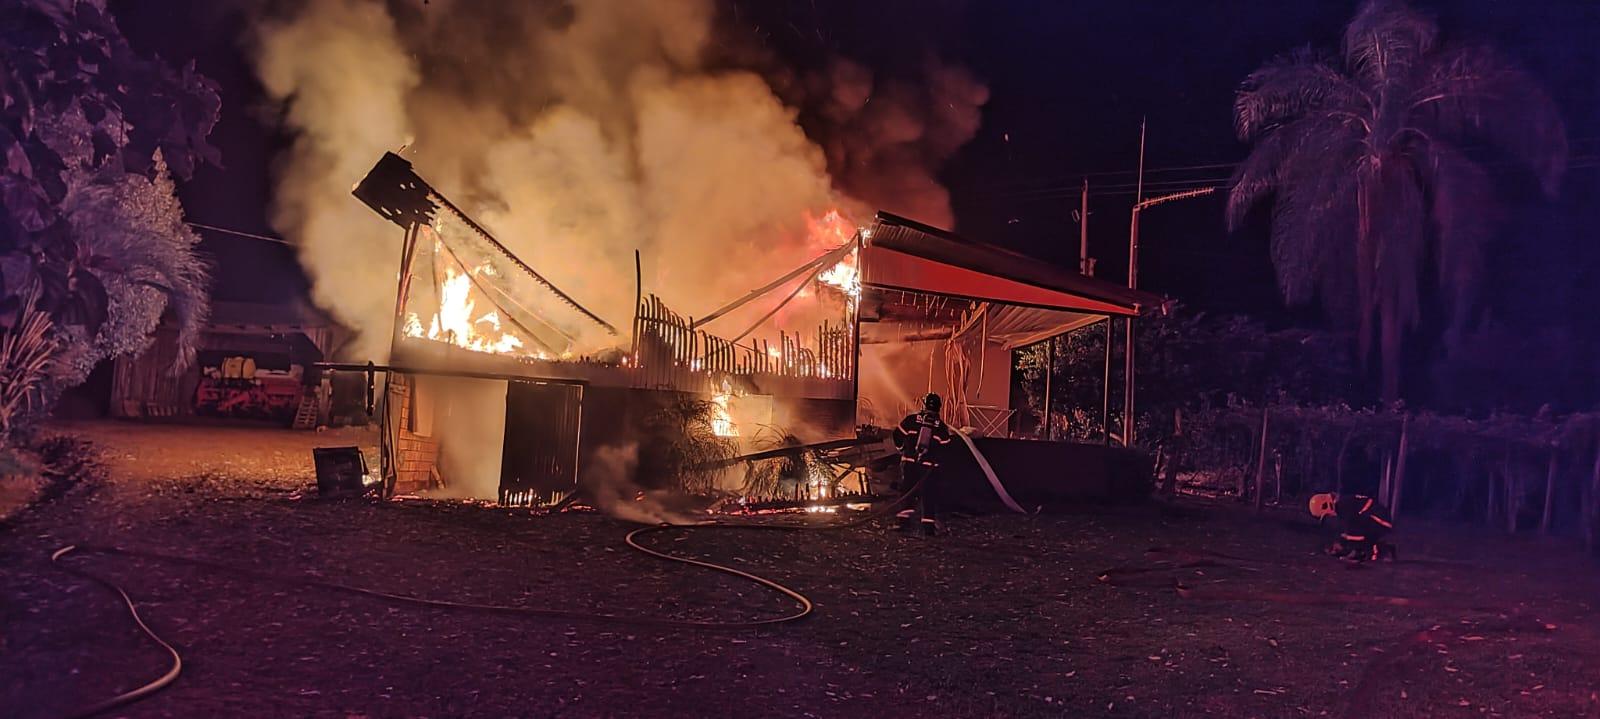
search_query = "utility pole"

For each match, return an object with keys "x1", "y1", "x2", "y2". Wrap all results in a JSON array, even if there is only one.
[
  {"x1": 1122, "y1": 183, "x2": 1219, "y2": 448},
  {"x1": 1122, "y1": 118, "x2": 1147, "y2": 447},
  {"x1": 1077, "y1": 178, "x2": 1093, "y2": 276}
]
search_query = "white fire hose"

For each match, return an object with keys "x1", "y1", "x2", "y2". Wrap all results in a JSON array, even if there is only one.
[{"x1": 952, "y1": 428, "x2": 1029, "y2": 514}]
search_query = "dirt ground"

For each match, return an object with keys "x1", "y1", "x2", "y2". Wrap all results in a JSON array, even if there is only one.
[{"x1": 3, "y1": 421, "x2": 1599, "y2": 718}]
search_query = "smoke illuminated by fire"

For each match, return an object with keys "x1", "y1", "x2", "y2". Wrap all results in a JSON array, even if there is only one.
[{"x1": 252, "y1": 1, "x2": 981, "y2": 364}]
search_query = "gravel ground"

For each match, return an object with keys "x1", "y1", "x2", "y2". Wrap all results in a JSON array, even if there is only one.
[{"x1": 2, "y1": 421, "x2": 1598, "y2": 718}]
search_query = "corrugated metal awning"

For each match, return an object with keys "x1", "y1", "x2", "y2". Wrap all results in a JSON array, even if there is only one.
[{"x1": 861, "y1": 212, "x2": 1161, "y2": 317}]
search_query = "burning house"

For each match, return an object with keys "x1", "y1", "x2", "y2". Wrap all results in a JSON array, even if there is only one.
[{"x1": 344, "y1": 151, "x2": 1159, "y2": 509}]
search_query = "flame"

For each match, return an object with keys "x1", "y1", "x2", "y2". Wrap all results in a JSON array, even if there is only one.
[
  {"x1": 404, "y1": 265, "x2": 535, "y2": 356},
  {"x1": 806, "y1": 209, "x2": 856, "y2": 248},
  {"x1": 806, "y1": 209, "x2": 862, "y2": 301},
  {"x1": 818, "y1": 260, "x2": 860, "y2": 300},
  {"x1": 710, "y1": 382, "x2": 739, "y2": 438}
]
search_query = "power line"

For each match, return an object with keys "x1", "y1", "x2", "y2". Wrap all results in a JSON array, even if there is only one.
[
  {"x1": 1001, "y1": 154, "x2": 1600, "y2": 201},
  {"x1": 185, "y1": 222, "x2": 292, "y2": 246},
  {"x1": 998, "y1": 136, "x2": 1600, "y2": 193}
]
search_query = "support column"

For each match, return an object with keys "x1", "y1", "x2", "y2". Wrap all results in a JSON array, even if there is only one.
[{"x1": 1122, "y1": 315, "x2": 1135, "y2": 446}]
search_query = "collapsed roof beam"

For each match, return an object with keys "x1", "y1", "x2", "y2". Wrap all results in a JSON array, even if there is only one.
[
  {"x1": 691, "y1": 237, "x2": 858, "y2": 330},
  {"x1": 353, "y1": 152, "x2": 618, "y2": 336}
]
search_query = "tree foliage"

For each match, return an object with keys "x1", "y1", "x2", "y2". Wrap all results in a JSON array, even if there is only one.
[
  {"x1": 1015, "y1": 305, "x2": 1358, "y2": 445},
  {"x1": 0, "y1": 0, "x2": 218, "y2": 420},
  {"x1": 1227, "y1": 0, "x2": 1566, "y2": 401}
]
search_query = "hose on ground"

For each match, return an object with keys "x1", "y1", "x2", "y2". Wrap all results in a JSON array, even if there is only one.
[
  {"x1": 45, "y1": 479, "x2": 925, "y2": 718},
  {"x1": 49, "y1": 545, "x2": 183, "y2": 719}
]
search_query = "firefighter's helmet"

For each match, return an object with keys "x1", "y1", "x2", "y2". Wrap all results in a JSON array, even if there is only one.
[
  {"x1": 1308, "y1": 493, "x2": 1337, "y2": 519},
  {"x1": 922, "y1": 393, "x2": 942, "y2": 413}
]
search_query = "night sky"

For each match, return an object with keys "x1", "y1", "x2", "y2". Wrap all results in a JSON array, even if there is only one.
[{"x1": 108, "y1": 1, "x2": 1600, "y2": 332}]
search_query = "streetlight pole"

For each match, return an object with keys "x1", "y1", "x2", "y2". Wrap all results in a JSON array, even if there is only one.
[
  {"x1": 1122, "y1": 184, "x2": 1217, "y2": 447},
  {"x1": 1123, "y1": 119, "x2": 1146, "y2": 448}
]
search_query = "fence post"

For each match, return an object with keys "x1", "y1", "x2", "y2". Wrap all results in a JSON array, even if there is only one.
[
  {"x1": 1252, "y1": 407, "x2": 1270, "y2": 511},
  {"x1": 1541, "y1": 450, "x2": 1559, "y2": 535},
  {"x1": 1506, "y1": 459, "x2": 1521, "y2": 534},
  {"x1": 1391, "y1": 414, "x2": 1409, "y2": 519},
  {"x1": 1587, "y1": 438, "x2": 1600, "y2": 555}
]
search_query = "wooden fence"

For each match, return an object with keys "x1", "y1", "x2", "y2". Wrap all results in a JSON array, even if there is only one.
[{"x1": 631, "y1": 294, "x2": 854, "y2": 392}]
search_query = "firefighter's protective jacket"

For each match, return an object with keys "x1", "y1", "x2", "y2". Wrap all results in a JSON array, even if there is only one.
[
  {"x1": 893, "y1": 411, "x2": 953, "y2": 467},
  {"x1": 1335, "y1": 494, "x2": 1394, "y2": 541}
]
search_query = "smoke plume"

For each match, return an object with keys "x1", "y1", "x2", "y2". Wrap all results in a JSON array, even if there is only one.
[
  {"x1": 251, "y1": 0, "x2": 986, "y2": 502},
  {"x1": 253, "y1": 0, "x2": 986, "y2": 360}
]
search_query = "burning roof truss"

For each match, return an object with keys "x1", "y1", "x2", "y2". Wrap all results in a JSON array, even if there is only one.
[{"x1": 354, "y1": 152, "x2": 859, "y2": 399}]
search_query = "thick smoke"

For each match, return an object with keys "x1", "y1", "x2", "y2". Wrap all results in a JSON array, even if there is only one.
[
  {"x1": 583, "y1": 442, "x2": 696, "y2": 525},
  {"x1": 255, "y1": 0, "x2": 861, "y2": 360},
  {"x1": 251, "y1": 0, "x2": 986, "y2": 502},
  {"x1": 794, "y1": 58, "x2": 989, "y2": 228}
]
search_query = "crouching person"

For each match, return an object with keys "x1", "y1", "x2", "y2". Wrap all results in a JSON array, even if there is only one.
[
  {"x1": 893, "y1": 393, "x2": 953, "y2": 536},
  {"x1": 1309, "y1": 492, "x2": 1396, "y2": 561}
]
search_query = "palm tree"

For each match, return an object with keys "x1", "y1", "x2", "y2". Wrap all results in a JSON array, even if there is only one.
[{"x1": 1227, "y1": 0, "x2": 1566, "y2": 401}]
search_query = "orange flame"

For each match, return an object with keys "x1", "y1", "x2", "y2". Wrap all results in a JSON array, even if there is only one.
[
  {"x1": 710, "y1": 380, "x2": 739, "y2": 437},
  {"x1": 806, "y1": 209, "x2": 862, "y2": 301},
  {"x1": 404, "y1": 265, "x2": 540, "y2": 357}
]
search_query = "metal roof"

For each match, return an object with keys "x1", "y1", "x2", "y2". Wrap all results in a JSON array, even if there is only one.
[{"x1": 862, "y1": 212, "x2": 1162, "y2": 316}]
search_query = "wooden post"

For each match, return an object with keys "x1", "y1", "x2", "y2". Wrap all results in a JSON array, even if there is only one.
[
  {"x1": 1101, "y1": 318, "x2": 1113, "y2": 445},
  {"x1": 1042, "y1": 336, "x2": 1055, "y2": 441},
  {"x1": 1391, "y1": 414, "x2": 1410, "y2": 518},
  {"x1": 1506, "y1": 459, "x2": 1520, "y2": 534},
  {"x1": 1379, "y1": 453, "x2": 1392, "y2": 508},
  {"x1": 1541, "y1": 450, "x2": 1559, "y2": 535},
  {"x1": 1335, "y1": 431, "x2": 1352, "y2": 494},
  {"x1": 1587, "y1": 439, "x2": 1600, "y2": 555},
  {"x1": 1161, "y1": 408, "x2": 1183, "y2": 496},
  {"x1": 1252, "y1": 407, "x2": 1270, "y2": 510}
]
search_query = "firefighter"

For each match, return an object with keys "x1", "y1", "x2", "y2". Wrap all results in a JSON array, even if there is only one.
[
  {"x1": 1309, "y1": 492, "x2": 1397, "y2": 561},
  {"x1": 892, "y1": 393, "x2": 954, "y2": 536}
]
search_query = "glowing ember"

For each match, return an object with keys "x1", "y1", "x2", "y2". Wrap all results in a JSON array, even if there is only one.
[
  {"x1": 404, "y1": 265, "x2": 533, "y2": 356},
  {"x1": 710, "y1": 380, "x2": 739, "y2": 437}
]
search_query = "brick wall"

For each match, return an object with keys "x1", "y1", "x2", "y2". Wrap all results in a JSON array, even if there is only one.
[{"x1": 388, "y1": 375, "x2": 440, "y2": 493}]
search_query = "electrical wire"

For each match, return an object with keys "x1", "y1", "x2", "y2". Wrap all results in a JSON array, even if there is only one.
[{"x1": 184, "y1": 222, "x2": 291, "y2": 245}]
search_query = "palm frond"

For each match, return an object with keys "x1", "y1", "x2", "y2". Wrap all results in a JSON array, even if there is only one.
[
  {"x1": 1266, "y1": 138, "x2": 1361, "y2": 307},
  {"x1": 637, "y1": 396, "x2": 737, "y2": 494},
  {"x1": 1228, "y1": 114, "x2": 1364, "y2": 232},
  {"x1": 1233, "y1": 46, "x2": 1365, "y2": 142},
  {"x1": 0, "y1": 290, "x2": 58, "y2": 440},
  {"x1": 1410, "y1": 45, "x2": 1567, "y2": 196},
  {"x1": 1353, "y1": 156, "x2": 1426, "y2": 385},
  {"x1": 1342, "y1": 0, "x2": 1438, "y2": 89},
  {"x1": 1421, "y1": 143, "x2": 1497, "y2": 347}
]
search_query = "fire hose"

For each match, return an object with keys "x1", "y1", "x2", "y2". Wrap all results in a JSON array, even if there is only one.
[
  {"x1": 44, "y1": 478, "x2": 927, "y2": 718},
  {"x1": 950, "y1": 428, "x2": 1028, "y2": 514}
]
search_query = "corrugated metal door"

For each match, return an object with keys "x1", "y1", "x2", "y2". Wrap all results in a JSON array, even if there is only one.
[{"x1": 498, "y1": 381, "x2": 582, "y2": 506}]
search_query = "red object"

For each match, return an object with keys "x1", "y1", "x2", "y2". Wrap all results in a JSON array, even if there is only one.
[{"x1": 194, "y1": 375, "x2": 302, "y2": 420}]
